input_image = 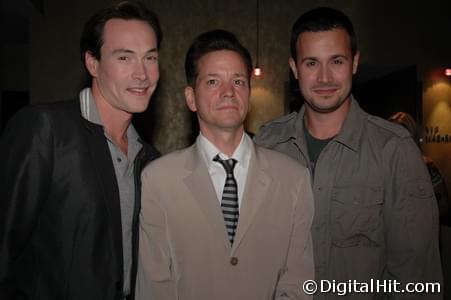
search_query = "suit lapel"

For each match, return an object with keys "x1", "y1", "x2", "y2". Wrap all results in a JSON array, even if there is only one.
[
  {"x1": 232, "y1": 146, "x2": 271, "y2": 252},
  {"x1": 83, "y1": 119, "x2": 124, "y2": 273},
  {"x1": 183, "y1": 144, "x2": 232, "y2": 250}
]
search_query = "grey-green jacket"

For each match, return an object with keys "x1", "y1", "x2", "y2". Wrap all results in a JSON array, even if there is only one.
[{"x1": 255, "y1": 98, "x2": 442, "y2": 299}]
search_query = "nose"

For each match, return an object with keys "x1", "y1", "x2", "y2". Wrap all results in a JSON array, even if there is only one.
[
  {"x1": 317, "y1": 64, "x2": 332, "y2": 83},
  {"x1": 221, "y1": 81, "x2": 235, "y2": 98},
  {"x1": 132, "y1": 61, "x2": 148, "y2": 81}
]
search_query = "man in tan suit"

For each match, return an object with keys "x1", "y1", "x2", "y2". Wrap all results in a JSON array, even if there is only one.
[{"x1": 136, "y1": 29, "x2": 314, "y2": 300}]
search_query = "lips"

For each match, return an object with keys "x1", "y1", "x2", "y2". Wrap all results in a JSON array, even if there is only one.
[
  {"x1": 217, "y1": 105, "x2": 238, "y2": 111},
  {"x1": 127, "y1": 87, "x2": 149, "y2": 96},
  {"x1": 314, "y1": 88, "x2": 337, "y2": 94},
  {"x1": 312, "y1": 85, "x2": 339, "y2": 96}
]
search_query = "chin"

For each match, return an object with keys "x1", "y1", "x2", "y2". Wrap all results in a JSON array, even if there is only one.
[
  {"x1": 310, "y1": 100, "x2": 347, "y2": 113},
  {"x1": 220, "y1": 119, "x2": 245, "y2": 130},
  {"x1": 130, "y1": 103, "x2": 150, "y2": 113}
]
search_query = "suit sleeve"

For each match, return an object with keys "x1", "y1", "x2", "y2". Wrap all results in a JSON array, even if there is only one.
[
  {"x1": 135, "y1": 168, "x2": 177, "y2": 299},
  {"x1": 275, "y1": 168, "x2": 314, "y2": 300},
  {"x1": 384, "y1": 137, "x2": 443, "y2": 299},
  {"x1": 0, "y1": 107, "x2": 54, "y2": 299}
]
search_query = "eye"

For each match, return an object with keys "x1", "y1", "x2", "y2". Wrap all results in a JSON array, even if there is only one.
[
  {"x1": 146, "y1": 55, "x2": 158, "y2": 62},
  {"x1": 332, "y1": 58, "x2": 344, "y2": 65},
  {"x1": 305, "y1": 61, "x2": 316, "y2": 67},
  {"x1": 206, "y1": 79, "x2": 218, "y2": 86},
  {"x1": 234, "y1": 79, "x2": 247, "y2": 86},
  {"x1": 118, "y1": 56, "x2": 129, "y2": 61}
]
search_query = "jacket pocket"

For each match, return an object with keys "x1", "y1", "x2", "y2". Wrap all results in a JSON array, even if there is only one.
[{"x1": 331, "y1": 186, "x2": 383, "y2": 247}]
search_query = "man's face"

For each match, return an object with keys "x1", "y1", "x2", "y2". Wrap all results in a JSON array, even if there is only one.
[
  {"x1": 289, "y1": 28, "x2": 359, "y2": 114},
  {"x1": 85, "y1": 19, "x2": 159, "y2": 115},
  {"x1": 185, "y1": 50, "x2": 250, "y2": 137}
]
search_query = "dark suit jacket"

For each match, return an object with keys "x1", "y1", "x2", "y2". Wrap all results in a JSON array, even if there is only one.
[{"x1": 0, "y1": 100, "x2": 159, "y2": 300}]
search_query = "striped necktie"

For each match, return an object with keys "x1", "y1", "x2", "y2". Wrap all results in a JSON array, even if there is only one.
[{"x1": 213, "y1": 155, "x2": 239, "y2": 244}]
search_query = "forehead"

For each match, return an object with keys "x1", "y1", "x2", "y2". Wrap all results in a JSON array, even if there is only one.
[
  {"x1": 197, "y1": 50, "x2": 248, "y2": 75},
  {"x1": 297, "y1": 28, "x2": 352, "y2": 58},
  {"x1": 102, "y1": 18, "x2": 157, "y2": 49}
]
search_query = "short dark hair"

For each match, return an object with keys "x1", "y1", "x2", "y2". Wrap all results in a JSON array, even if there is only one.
[
  {"x1": 290, "y1": 7, "x2": 357, "y2": 62},
  {"x1": 80, "y1": 0, "x2": 162, "y2": 63},
  {"x1": 185, "y1": 29, "x2": 253, "y2": 87}
]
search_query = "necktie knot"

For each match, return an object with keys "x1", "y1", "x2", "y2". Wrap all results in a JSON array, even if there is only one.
[{"x1": 213, "y1": 155, "x2": 237, "y2": 175}]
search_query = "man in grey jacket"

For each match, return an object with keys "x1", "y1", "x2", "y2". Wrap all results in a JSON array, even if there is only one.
[{"x1": 255, "y1": 7, "x2": 442, "y2": 299}]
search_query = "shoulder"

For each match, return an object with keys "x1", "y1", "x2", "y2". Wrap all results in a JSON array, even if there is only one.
[
  {"x1": 142, "y1": 146, "x2": 191, "y2": 174},
  {"x1": 12, "y1": 99, "x2": 73, "y2": 116},
  {"x1": 2, "y1": 100, "x2": 79, "y2": 138},
  {"x1": 9, "y1": 100, "x2": 80, "y2": 128},
  {"x1": 256, "y1": 145, "x2": 308, "y2": 175},
  {"x1": 254, "y1": 112, "x2": 300, "y2": 146},
  {"x1": 258, "y1": 112, "x2": 298, "y2": 133},
  {"x1": 255, "y1": 146, "x2": 312, "y2": 197},
  {"x1": 24, "y1": 99, "x2": 79, "y2": 115},
  {"x1": 362, "y1": 114, "x2": 418, "y2": 157},
  {"x1": 366, "y1": 115, "x2": 410, "y2": 139},
  {"x1": 262, "y1": 112, "x2": 298, "y2": 127}
]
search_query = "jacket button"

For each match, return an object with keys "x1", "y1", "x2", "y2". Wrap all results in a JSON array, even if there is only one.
[
  {"x1": 230, "y1": 257, "x2": 239, "y2": 265},
  {"x1": 115, "y1": 281, "x2": 122, "y2": 290}
]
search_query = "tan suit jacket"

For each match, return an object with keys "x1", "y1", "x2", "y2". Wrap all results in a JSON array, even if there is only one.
[{"x1": 136, "y1": 143, "x2": 314, "y2": 300}]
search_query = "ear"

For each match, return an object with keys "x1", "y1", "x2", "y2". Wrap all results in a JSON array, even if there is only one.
[
  {"x1": 184, "y1": 86, "x2": 197, "y2": 112},
  {"x1": 85, "y1": 51, "x2": 99, "y2": 77},
  {"x1": 352, "y1": 51, "x2": 360, "y2": 75},
  {"x1": 288, "y1": 57, "x2": 299, "y2": 80}
]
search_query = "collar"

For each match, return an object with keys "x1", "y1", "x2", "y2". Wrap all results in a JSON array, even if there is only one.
[
  {"x1": 332, "y1": 96, "x2": 366, "y2": 152},
  {"x1": 293, "y1": 95, "x2": 365, "y2": 152},
  {"x1": 79, "y1": 87, "x2": 142, "y2": 148},
  {"x1": 80, "y1": 87, "x2": 103, "y2": 126},
  {"x1": 196, "y1": 131, "x2": 253, "y2": 170}
]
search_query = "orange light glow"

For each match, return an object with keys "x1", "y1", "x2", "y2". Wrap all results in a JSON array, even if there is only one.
[{"x1": 253, "y1": 67, "x2": 262, "y2": 77}]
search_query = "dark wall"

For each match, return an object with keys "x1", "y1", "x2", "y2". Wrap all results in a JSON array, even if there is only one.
[
  {"x1": 353, "y1": 65, "x2": 421, "y2": 121},
  {"x1": 1, "y1": 0, "x2": 449, "y2": 152}
]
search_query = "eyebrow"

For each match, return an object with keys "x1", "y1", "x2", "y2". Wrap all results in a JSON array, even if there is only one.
[
  {"x1": 112, "y1": 48, "x2": 158, "y2": 55},
  {"x1": 301, "y1": 54, "x2": 348, "y2": 63},
  {"x1": 203, "y1": 72, "x2": 247, "y2": 77}
]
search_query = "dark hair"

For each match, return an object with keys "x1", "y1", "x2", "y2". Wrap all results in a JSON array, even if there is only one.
[
  {"x1": 290, "y1": 7, "x2": 357, "y2": 62},
  {"x1": 185, "y1": 29, "x2": 253, "y2": 87},
  {"x1": 80, "y1": 0, "x2": 162, "y2": 63}
]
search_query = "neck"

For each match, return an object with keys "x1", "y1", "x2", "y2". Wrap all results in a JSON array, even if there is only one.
[
  {"x1": 201, "y1": 126, "x2": 244, "y2": 157},
  {"x1": 91, "y1": 82, "x2": 132, "y2": 154},
  {"x1": 304, "y1": 98, "x2": 351, "y2": 139}
]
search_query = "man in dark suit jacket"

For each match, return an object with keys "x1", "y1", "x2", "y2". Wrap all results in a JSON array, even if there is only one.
[{"x1": 0, "y1": 1, "x2": 161, "y2": 299}]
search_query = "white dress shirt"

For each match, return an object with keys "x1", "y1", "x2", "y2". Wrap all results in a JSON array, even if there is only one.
[{"x1": 196, "y1": 132, "x2": 253, "y2": 209}]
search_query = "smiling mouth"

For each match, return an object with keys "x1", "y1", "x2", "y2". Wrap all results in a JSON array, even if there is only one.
[
  {"x1": 313, "y1": 87, "x2": 338, "y2": 95},
  {"x1": 127, "y1": 87, "x2": 149, "y2": 96}
]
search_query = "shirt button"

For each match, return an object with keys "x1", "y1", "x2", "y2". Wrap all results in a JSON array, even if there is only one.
[
  {"x1": 117, "y1": 157, "x2": 122, "y2": 162},
  {"x1": 230, "y1": 257, "x2": 239, "y2": 266}
]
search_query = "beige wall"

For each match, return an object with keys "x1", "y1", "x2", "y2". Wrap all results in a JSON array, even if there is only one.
[{"x1": 423, "y1": 79, "x2": 451, "y2": 197}]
